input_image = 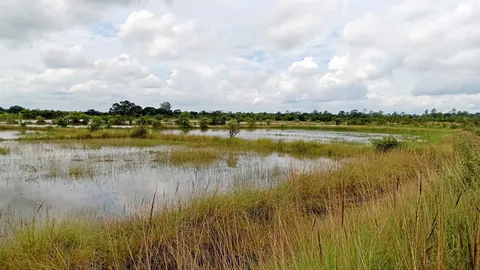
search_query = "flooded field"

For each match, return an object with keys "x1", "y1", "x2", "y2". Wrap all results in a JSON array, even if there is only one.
[
  {"x1": 0, "y1": 130, "x2": 44, "y2": 140},
  {"x1": 0, "y1": 141, "x2": 337, "y2": 223},
  {"x1": 163, "y1": 128, "x2": 404, "y2": 143}
]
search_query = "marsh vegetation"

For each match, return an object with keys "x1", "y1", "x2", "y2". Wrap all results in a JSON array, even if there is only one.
[{"x1": 0, "y1": 123, "x2": 477, "y2": 269}]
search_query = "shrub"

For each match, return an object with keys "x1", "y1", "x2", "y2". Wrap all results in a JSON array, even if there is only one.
[
  {"x1": 176, "y1": 112, "x2": 191, "y2": 129},
  {"x1": 247, "y1": 118, "x2": 256, "y2": 129},
  {"x1": 106, "y1": 118, "x2": 116, "y2": 128},
  {"x1": 227, "y1": 120, "x2": 240, "y2": 138},
  {"x1": 199, "y1": 117, "x2": 211, "y2": 130},
  {"x1": 130, "y1": 125, "x2": 149, "y2": 138},
  {"x1": 55, "y1": 117, "x2": 68, "y2": 128},
  {"x1": 88, "y1": 116, "x2": 104, "y2": 132},
  {"x1": 35, "y1": 116, "x2": 47, "y2": 125},
  {"x1": 371, "y1": 136, "x2": 401, "y2": 152},
  {"x1": 152, "y1": 119, "x2": 165, "y2": 130}
]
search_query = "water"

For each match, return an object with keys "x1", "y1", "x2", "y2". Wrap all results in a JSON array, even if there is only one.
[
  {"x1": 163, "y1": 129, "x2": 403, "y2": 143},
  {"x1": 0, "y1": 141, "x2": 336, "y2": 222},
  {"x1": 0, "y1": 130, "x2": 43, "y2": 140}
]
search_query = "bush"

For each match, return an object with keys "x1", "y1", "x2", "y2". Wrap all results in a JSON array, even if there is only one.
[
  {"x1": 130, "y1": 125, "x2": 149, "y2": 138},
  {"x1": 55, "y1": 117, "x2": 68, "y2": 128},
  {"x1": 371, "y1": 136, "x2": 401, "y2": 152},
  {"x1": 176, "y1": 112, "x2": 191, "y2": 129},
  {"x1": 88, "y1": 116, "x2": 104, "y2": 132},
  {"x1": 152, "y1": 119, "x2": 165, "y2": 130},
  {"x1": 227, "y1": 120, "x2": 240, "y2": 138},
  {"x1": 247, "y1": 118, "x2": 256, "y2": 129},
  {"x1": 35, "y1": 116, "x2": 47, "y2": 125},
  {"x1": 106, "y1": 118, "x2": 116, "y2": 128},
  {"x1": 199, "y1": 117, "x2": 211, "y2": 130}
]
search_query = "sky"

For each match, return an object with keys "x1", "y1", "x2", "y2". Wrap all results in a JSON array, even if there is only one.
[{"x1": 0, "y1": 0, "x2": 479, "y2": 113}]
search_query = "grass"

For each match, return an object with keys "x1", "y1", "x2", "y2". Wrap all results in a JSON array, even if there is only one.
[
  {"x1": 20, "y1": 129, "x2": 373, "y2": 158},
  {"x1": 0, "y1": 146, "x2": 10, "y2": 155},
  {"x1": 262, "y1": 132, "x2": 480, "y2": 269},
  {"x1": 154, "y1": 148, "x2": 232, "y2": 167},
  {"x1": 1, "y1": 130, "x2": 465, "y2": 269}
]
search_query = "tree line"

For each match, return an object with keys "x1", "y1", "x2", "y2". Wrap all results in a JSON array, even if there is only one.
[{"x1": 1, "y1": 100, "x2": 480, "y2": 128}]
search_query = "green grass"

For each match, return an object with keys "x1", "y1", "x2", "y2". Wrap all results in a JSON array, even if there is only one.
[
  {"x1": 154, "y1": 147, "x2": 232, "y2": 167},
  {"x1": 0, "y1": 132, "x2": 459, "y2": 269},
  {"x1": 0, "y1": 146, "x2": 10, "y2": 155},
  {"x1": 261, "y1": 132, "x2": 480, "y2": 269},
  {"x1": 20, "y1": 129, "x2": 373, "y2": 158}
]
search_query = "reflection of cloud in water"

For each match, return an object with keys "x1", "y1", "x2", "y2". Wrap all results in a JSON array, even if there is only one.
[
  {"x1": 162, "y1": 129, "x2": 410, "y2": 143},
  {"x1": 0, "y1": 142, "x2": 337, "y2": 220}
]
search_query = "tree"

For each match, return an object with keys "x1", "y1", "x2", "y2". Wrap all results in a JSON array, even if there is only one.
[
  {"x1": 55, "y1": 117, "x2": 68, "y2": 127},
  {"x1": 160, "y1": 101, "x2": 172, "y2": 111},
  {"x1": 109, "y1": 100, "x2": 142, "y2": 116},
  {"x1": 35, "y1": 116, "x2": 47, "y2": 125},
  {"x1": 199, "y1": 117, "x2": 211, "y2": 130},
  {"x1": 88, "y1": 116, "x2": 104, "y2": 132},
  {"x1": 176, "y1": 112, "x2": 191, "y2": 129},
  {"x1": 227, "y1": 120, "x2": 240, "y2": 138},
  {"x1": 7, "y1": 105, "x2": 24, "y2": 114},
  {"x1": 142, "y1": 107, "x2": 157, "y2": 116}
]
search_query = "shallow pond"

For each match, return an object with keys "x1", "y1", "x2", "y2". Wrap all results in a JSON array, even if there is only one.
[
  {"x1": 0, "y1": 141, "x2": 337, "y2": 223},
  {"x1": 0, "y1": 130, "x2": 44, "y2": 140},
  {"x1": 163, "y1": 129, "x2": 404, "y2": 143}
]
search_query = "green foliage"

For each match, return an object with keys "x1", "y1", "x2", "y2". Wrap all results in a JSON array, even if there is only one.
[
  {"x1": 151, "y1": 119, "x2": 165, "y2": 130},
  {"x1": 371, "y1": 136, "x2": 401, "y2": 152},
  {"x1": 88, "y1": 116, "x2": 104, "y2": 132},
  {"x1": 199, "y1": 117, "x2": 211, "y2": 130},
  {"x1": 176, "y1": 112, "x2": 191, "y2": 129},
  {"x1": 247, "y1": 118, "x2": 256, "y2": 129},
  {"x1": 130, "y1": 125, "x2": 149, "y2": 138},
  {"x1": 55, "y1": 117, "x2": 69, "y2": 128},
  {"x1": 35, "y1": 116, "x2": 47, "y2": 125},
  {"x1": 66, "y1": 112, "x2": 89, "y2": 125},
  {"x1": 227, "y1": 120, "x2": 240, "y2": 138}
]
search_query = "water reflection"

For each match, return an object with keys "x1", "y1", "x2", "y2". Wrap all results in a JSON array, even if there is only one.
[
  {"x1": 162, "y1": 129, "x2": 404, "y2": 143},
  {"x1": 0, "y1": 142, "x2": 337, "y2": 220}
]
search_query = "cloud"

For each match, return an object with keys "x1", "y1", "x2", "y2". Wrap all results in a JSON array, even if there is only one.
[
  {"x1": 41, "y1": 45, "x2": 90, "y2": 69},
  {"x1": 0, "y1": 0, "x2": 138, "y2": 44},
  {"x1": 1, "y1": 0, "x2": 480, "y2": 113},
  {"x1": 328, "y1": 0, "x2": 480, "y2": 96},
  {"x1": 266, "y1": 0, "x2": 342, "y2": 49},
  {"x1": 118, "y1": 10, "x2": 219, "y2": 58}
]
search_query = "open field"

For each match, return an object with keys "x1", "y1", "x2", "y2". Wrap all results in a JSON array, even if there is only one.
[{"x1": 0, "y1": 126, "x2": 478, "y2": 269}]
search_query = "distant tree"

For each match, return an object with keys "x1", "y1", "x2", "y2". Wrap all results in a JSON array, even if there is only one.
[
  {"x1": 247, "y1": 118, "x2": 256, "y2": 128},
  {"x1": 7, "y1": 105, "x2": 24, "y2": 114},
  {"x1": 88, "y1": 116, "x2": 104, "y2": 132},
  {"x1": 85, "y1": 109, "x2": 102, "y2": 116},
  {"x1": 227, "y1": 120, "x2": 240, "y2": 138},
  {"x1": 142, "y1": 107, "x2": 157, "y2": 116},
  {"x1": 160, "y1": 101, "x2": 172, "y2": 111},
  {"x1": 35, "y1": 116, "x2": 47, "y2": 125},
  {"x1": 109, "y1": 100, "x2": 142, "y2": 116},
  {"x1": 176, "y1": 112, "x2": 191, "y2": 129},
  {"x1": 152, "y1": 119, "x2": 165, "y2": 130},
  {"x1": 199, "y1": 117, "x2": 211, "y2": 130},
  {"x1": 55, "y1": 117, "x2": 68, "y2": 127}
]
